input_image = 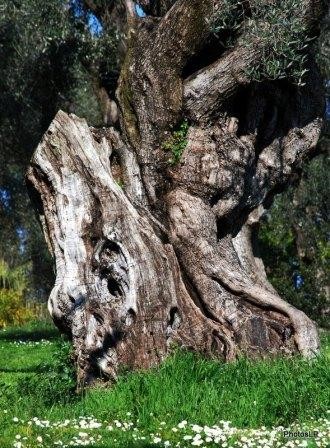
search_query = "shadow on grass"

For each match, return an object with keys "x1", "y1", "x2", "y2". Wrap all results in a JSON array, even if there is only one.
[
  {"x1": 0, "y1": 364, "x2": 53, "y2": 373},
  {"x1": 0, "y1": 326, "x2": 60, "y2": 342}
]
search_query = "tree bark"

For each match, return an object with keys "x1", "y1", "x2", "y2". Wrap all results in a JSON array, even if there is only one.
[{"x1": 27, "y1": 0, "x2": 325, "y2": 384}]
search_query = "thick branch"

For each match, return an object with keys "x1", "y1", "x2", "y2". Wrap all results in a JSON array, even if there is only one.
[
  {"x1": 151, "y1": 0, "x2": 213, "y2": 73},
  {"x1": 125, "y1": 0, "x2": 136, "y2": 18},
  {"x1": 116, "y1": 0, "x2": 220, "y2": 204},
  {"x1": 184, "y1": 0, "x2": 326, "y2": 122},
  {"x1": 184, "y1": 43, "x2": 261, "y2": 123},
  {"x1": 117, "y1": 0, "x2": 220, "y2": 142}
]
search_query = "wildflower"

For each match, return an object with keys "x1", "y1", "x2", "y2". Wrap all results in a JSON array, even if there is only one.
[
  {"x1": 78, "y1": 432, "x2": 88, "y2": 438},
  {"x1": 191, "y1": 424, "x2": 203, "y2": 433},
  {"x1": 37, "y1": 436, "x2": 43, "y2": 443},
  {"x1": 153, "y1": 437, "x2": 162, "y2": 443},
  {"x1": 191, "y1": 440, "x2": 204, "y2": 446},
  {"x1": 89, "y1": 420, "x2": 102, "y2": 428},
  {"x1": 13, "y1": 417, "x2": 19, "y2": 422}
]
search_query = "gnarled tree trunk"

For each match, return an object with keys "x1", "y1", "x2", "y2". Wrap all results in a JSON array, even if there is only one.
[{"x1": 27, "y1": 0, "x2": 325, "y2": 384}]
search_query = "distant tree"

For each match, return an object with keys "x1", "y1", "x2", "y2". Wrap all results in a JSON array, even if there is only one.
[
  {"x1": 259, "y1": 154, "x2": 329, "y2": 327},
  {"x1": 259, "y1": 6, "x2": 329, "y2": 328},
  {"x1": 0, "y1": 0, "x2": 118, "y2": 298}
]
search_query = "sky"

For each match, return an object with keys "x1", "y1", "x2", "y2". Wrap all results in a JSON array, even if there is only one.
[
  {"x1": 0, "y1": 188, "x2": 10, "y2": 208},
  {"x1": 71, "y1": 0, "x2": 146, "y2": 36},
  {"x1": 136, "y1": 4, "x2": 146, "y2": 17},
  {"x1": 87, "y1": 13, "x2": 103, "y2": 36}
]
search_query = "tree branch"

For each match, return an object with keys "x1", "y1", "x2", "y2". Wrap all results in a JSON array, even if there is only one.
[
  {"x1": 184, "y1": 0, "x2": 326, "y2": 123},
  {"x1": 125, "y1": 0, "x2": 136, "y2": 18},
  {"x1": 117, "y1": 0, "x2": 215, "y2": 148},
  {"x1": 184, "y1": 42, "x2": 262, "y2": 122},
  {"x1": 151, "y1": 0, "x2": 213, "y2": 72}
]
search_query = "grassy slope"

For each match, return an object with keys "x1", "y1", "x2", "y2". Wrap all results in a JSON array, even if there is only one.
[{"x1": 0, "y1": 323, "x2": 329, "y2": 447}]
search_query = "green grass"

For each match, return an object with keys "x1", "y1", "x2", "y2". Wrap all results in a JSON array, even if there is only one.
[{"x1": 0, "y1": 322, "x2": 329, "y2": 447}]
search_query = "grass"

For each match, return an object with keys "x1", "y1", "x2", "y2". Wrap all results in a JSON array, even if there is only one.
[{"x1": 0, "y1": 322, "x2": 329, "y2": 447}]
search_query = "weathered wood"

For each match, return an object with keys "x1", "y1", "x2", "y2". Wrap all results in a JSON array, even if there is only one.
[{"x1": 27, "y1": 0, "x2": 325, "y2": 384}]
